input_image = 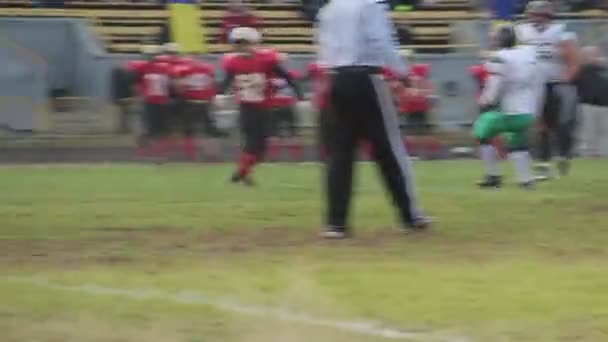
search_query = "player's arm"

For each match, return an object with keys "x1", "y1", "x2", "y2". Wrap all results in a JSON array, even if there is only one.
[
  {"x1": 478, "y1": 56, "x2": 506, "y2": 111},
  {"x1": 273, "y1": 64, "x2": 303, "y2": 100},
  {"x1": 561, "y1": 38, "x2": 581, "y2": 83}
]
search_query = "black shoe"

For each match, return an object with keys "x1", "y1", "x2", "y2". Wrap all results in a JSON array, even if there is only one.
[
  {"x1": 477, "y1": 175, "x2": 502, "y2": 188},
  {"x1": 321, "y1": 226, "x2": 348, "y2": 239},
  {"x1": 534, "y1": 163, "x2": 555, "y2": 181},
  {"x1": 403, "y1": 216, "x2": 433, "y2": 233},
  {"x1": 519, "y1": 181, "x2": 536, "y2": 190},
  {"x1": 557, "y1": 158, "x2": 570, "y2": 176},
  {"x1": 230, "y1": 172, "x2": 241, "y2": 183}
]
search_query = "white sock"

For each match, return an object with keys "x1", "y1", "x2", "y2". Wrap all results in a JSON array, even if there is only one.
[
  {"x1": 480, "y1": 145, "x2": 500, "y2": 176},
  {"x1": 509, "y1": 151, "x2": 533, "y2": 183}
]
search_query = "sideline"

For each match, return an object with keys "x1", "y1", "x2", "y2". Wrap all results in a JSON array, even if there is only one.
[{"x1": 3, "y1": 276, "x2": 470, "y2": 342}]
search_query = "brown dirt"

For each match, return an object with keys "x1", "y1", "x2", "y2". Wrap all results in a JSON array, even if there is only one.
[{"x1": 0, "y1": 226, "x2": 419, "y2": 269}]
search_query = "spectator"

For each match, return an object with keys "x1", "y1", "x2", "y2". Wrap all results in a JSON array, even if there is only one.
[
  {"x1": 577, "y1": 46, "x2": 608, "y2": 156},
  {"x1": 405, "y1": 64, "x2": 435, "y2": 135},
  {"x1": 221, "y1": 1, "x2": 260, "y2": 43}
]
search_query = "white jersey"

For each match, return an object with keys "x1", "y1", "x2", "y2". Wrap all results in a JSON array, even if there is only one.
[
  {"x1": 482, "y1": 46, "x2": 540, "y2": 115},
  {"x1": 516, "y1": 22, "x2": 566, "y2": 82}
]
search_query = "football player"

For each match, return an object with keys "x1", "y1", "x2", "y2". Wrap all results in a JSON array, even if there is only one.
[
  {"x1": 474, "y1": 24, "x2": 542, "y2": 189},
  {"x1": 218, "y1": 27, "x2": 302, "y2": 185},
  {"x1": 516, "y1": 0, "x2": 574, "y2": 179},
  {"x1": 127, "y1": 44, "x2": 172, "y2": 160},
  {"x1": 172, "y1": 57, "x2": 224, "y2": 161},
  {"x1": 268, "y1": 53, "x2": 303, "y2": 162}
]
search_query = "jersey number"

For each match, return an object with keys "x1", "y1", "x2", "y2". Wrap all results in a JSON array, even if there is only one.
[
  {"x1": 235, "y1": 73, "x2": 266, "y2": 102},
  {"x1": 144, "y1": 73, "x2": 169, "y2": 96}
]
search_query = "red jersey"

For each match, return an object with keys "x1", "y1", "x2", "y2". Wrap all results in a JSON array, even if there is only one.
[
  {"x1": 221, "y1": 49, "x2": 281, "y2": 108},
  {"x1": 307, "y1": 63, "x2": 330, "y2": 111},
  {"x1": 270, "y1": 70, "x2": 300, "y2": 108},
  {"x1": 127, "y1": 60, "x2": 172, "y2": 104},
  {"x1": 406, "y1": 64, "x2": 432, "y2": 113},
  {"x1": 173, "y1": 62, "x2": 216, "y2": 101}
]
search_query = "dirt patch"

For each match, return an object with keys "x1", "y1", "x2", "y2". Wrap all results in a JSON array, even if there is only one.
[{"x1": 0, "y1": 226, "x2": 414, "y2": 269}]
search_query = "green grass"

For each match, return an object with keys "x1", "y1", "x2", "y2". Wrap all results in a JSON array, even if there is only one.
[{"x1": 1, "y1": 160, "x2": 608, "y2": 341}]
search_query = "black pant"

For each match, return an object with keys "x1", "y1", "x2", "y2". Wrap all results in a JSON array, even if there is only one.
[
  {"x1": 240, "y1": 104, "x2": 269, "y2": 157},
  {"x1": 270, "y1": 106, "x2": 298, "y2": 137},
  {"x1": 144, "y1": 102, "x2": 168, "y2": 139},
  {"x1": 324, "y1": 67, "x2": 421, "y2": 228},
  {"x1": 181, "y1": 101, "x2": 221, "y2": 137},
  {"x1": 539, "y1": 83, "x2": 579, "y2": 161}
]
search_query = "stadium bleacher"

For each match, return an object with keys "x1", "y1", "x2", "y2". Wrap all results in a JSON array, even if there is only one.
[{"x1": 0, "y1": 0, "x2": 605, "y2": 54}]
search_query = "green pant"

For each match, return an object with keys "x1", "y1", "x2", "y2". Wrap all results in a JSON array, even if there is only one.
[{"x1": 473, "y1": 111, "x2": 535, "y2": 150}]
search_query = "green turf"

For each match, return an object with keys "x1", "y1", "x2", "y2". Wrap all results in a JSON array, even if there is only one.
[{"x1": 1, "y1": 160, "x2": 608, "y2": 341}]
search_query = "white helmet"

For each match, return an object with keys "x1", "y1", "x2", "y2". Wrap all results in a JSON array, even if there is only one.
[{"x1": 229, "y1": 27, "x2": 262, "y2": 44}]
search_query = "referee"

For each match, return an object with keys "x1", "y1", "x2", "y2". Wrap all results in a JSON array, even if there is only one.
[{"x1": 317, "y1": 0, "x2": 430, "y2": 238}]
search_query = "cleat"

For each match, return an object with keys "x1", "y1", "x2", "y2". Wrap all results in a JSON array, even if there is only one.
[
  {"x1": 230, "y1": 172, "x2": 241, "y2": 183},
  {"x1": 321, "y1": 226, "x2": 348, "y2": 239},
  {"x1": 534, "y1": 163, "x2": 555, "y2": 181},
  {"x1": 477, "y1": 175, "x2": 502, "y2": 188},
  {"x1": 403, "y1": 216, "x2": 433, "y2": 233}
]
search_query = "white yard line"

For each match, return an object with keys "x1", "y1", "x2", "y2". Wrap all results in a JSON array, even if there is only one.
[{"x1": 4, "y1": 276, "x2": 470, "y2": 342}]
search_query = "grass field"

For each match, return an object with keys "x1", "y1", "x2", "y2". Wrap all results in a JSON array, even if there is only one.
[{"x1": 1, "y1": 160, "x2": 608, "y2": 342}]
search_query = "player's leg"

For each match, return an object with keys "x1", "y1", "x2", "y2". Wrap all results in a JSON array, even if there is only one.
[
  {"x1": 323, "y1": 72, "x2": 360, "y2": 237},
  {"x1": 268, "y1": 108, "x2": 282, "y2": 161},
  {"x1": 149, "y1": 103, "x2": 169, "y2": 160},
  {"x1": 231, "y1": 105, "x2": 258, "y2": 184},
  {"x1": 181, "y1": 102, "x2": 199, "y2": 161},
  {"x1": 199, "y1": 102, "x2": 222, "y2": 161},
  {"x1": 364, "y1": 74, "x2": 427, "y2": 230},
  {"x1": 503, "y1": 114, "x2": 536, "y2": 188},
  {"x1": 163, "y1": 101, "x2": 180, "y2": 156},
  {"x1": 555, "y1": 84, "x2": 579, "y2": 176},
  {"x1": 137, "y1": 102, "x2": 155, "y2": 157},
  {"x1": 473, "y1": 111, "x2": 504, "y2": 187},
  {"x1": 284, "y1": 105, "x2": 302, "y2": 161},
  {"x1": 536, "y1": 83, "x2": 559, "y2": 180}
]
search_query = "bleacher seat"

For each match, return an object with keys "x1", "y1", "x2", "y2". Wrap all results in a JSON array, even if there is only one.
[{"x1": 0, "y1": 1, "x2": 605, "y2": 54}]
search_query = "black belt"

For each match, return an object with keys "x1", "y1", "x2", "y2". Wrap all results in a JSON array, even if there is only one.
[{"x1": 333, "y1": 66, "x2": 383, "y2": 74}]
